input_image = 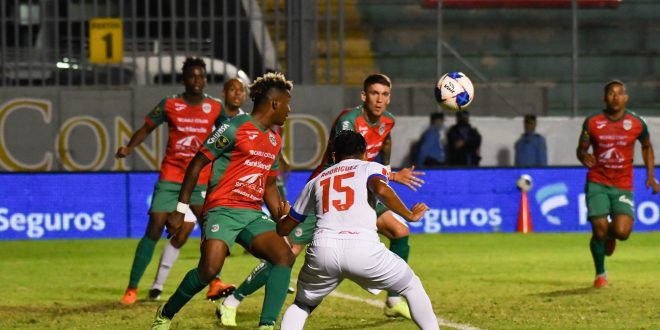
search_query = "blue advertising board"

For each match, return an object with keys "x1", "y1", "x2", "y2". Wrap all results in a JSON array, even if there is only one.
[{"x1": 1, "y1": 168, "x2": 658, "y2": 240}]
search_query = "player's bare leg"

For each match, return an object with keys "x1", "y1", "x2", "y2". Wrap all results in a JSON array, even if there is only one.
[
  {"x1": 589, "y1": 217, "x2": 609, "y2": 288},
  {"x1": 377, "y1": 210, "x2": 412, "y2": 319},
  {"x1": 121, "y1": 212, "x2": 168, "y2": 305}
]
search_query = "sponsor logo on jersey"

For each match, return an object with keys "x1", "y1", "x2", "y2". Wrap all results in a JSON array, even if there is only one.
[
  {"x1": 623, "y1": 119, "x2": 632, "y2": 130},
  {"x1": 598, "y1": 147, "x2": 624, "y2": 163},
  {"x1": 358, "y1": 125, "x2": 368, "y2": 136},
  {"x1": 211, "y1": 224, "x2": 220, "y2": 232},
  {"x1": 176, "y1": 136, "x2": 202, "y2": 150},
  {"x1": 244, "y1": 159, "x2": 271, "y2": 170},
  {"x1": 534, "y1": 182, "x2": 570, "y2": 225},
  {"x1": 269, "y1": 131, "x2": 277, "y2": 146},
  {"x1": 214, "y1": 135, "x2": 229, "y2": 149},
  {"x1": 207, "y1": 123, "x2": 230, "y2": 144},
  {"x1": 249, "y1": 150, "x2": 276, "y2": 159},
  {"x1": 342, "y1": 121, "x2": 351, "y2": 131},
  {"x1": 202, "y1": 103, "x2": 212, "y2": 114},
  {"x1": 174, "y1": 103, "x2": 186, "y2": 111},
  {"x1": 233, "y1": 173, "x2": 265, "y2": 200},
  {"x1": 247, "y1": 130, "x2": 260, "y2": 140},
  {"x1": 596, "y1": 121, "x2": 607, "y2": 129},
  {"x1": 378, "y1": 122, "x2": 386, "y2": 135}
]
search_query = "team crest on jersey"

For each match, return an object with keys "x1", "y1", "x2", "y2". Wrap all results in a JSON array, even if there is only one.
[
  {"x1": 378, "y1": 122, "x2": 386, "y2": 135},
  {"x1": 269, "y1": 132, "x2": 277, "y2": 146},
  {"x1": 174, "y1": 103, "x2": 186, "y2": 111},
  {"x1": 294, "y1": 227, "x2": 303, "y2": 237},
  {"x1": 211, "y1": 224, "x2": 220, "y2": 232},
  {"x1": 623, "y1": 119, "x2": 632, "y2": 131},
  {"x1": 202, "y1": 103, "x2": 212, "y2": 114},
  {"x1": 342, "y1": 121, "x2": 351, "y2": 130},
  {"x1": 214, "y1": 135, "x2": 230, "y2": 149}
]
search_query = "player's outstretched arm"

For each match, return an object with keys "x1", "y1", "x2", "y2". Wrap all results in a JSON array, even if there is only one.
[
  {"x1": 641, "y1": 139, "x2": 659, "y2": 194},
  {"x1": 167, "y1": 151, "x2": 211, "y2": 236},
  {"x1": 390, "y1": 165, "x2": 425, "y2": 191},
  {"x1": 368, "y1": 176, "x2": 428, "y2": 222},
  {"x1": 115, "y1": 123, "x2": 156, "y2": 158}
]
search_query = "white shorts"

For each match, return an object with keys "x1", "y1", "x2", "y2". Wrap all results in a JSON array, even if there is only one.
[{"x1": 294, "y1": 237, "x2": 415, "y2": 307}]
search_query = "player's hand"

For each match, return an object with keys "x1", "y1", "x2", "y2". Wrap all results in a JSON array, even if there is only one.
[
  {"x1": 165, "y1": 212, "x2": 185, "y2": 238},
  {"x1": 392, "y1": 166, "x2": 425, "y2": 191},
  {"x1": 646, "y1": 177, "x2": 659, "y2": 194},
  {"x1": 115, "y1": 146, "x2": 131, "y2": 158},
  {"x1": 406, "y1": 203, "x2": 429, "y2": 222},
  {"x1": 277, "y1": 201, "x2": 291, "y2": 221},
  {"x1": 580, "y1": 153, "x2": 597, "y2": 168}
]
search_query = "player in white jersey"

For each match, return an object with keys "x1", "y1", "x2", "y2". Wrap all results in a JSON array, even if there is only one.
[{"x1": 277, "y1": 130, "x2": 439, "y2": 330}]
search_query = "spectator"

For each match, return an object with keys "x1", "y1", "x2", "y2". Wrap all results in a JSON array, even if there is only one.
[
  {"x1": 446, "y1": 111, "x2": 481, "y2": 166},
  {"x1": 414, "y1": 112, "x2": 446, "y2": 167},
  {"x1": 514, "y1": 115, "x2": 548, "y2": 167}
]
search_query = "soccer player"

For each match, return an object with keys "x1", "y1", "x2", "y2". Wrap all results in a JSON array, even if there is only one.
[
  {"x1": 576, "y1": 80, "x2": 658, "y2": 288},
  {"x1": 218, "y1": 74, "x2": 424, "y2": 324},
  {"x1": 151, "y1": 72, "x2": 295, "y2": 330},
  {"x1": 117, "y1": 57, "x2": 234, "y2": 305},
  {"x1": 278, "y1": 130, "x2": 439, "y2": 330},
  {"x1": 204, "y1": 78, "x2": 248, "y2": 301}
]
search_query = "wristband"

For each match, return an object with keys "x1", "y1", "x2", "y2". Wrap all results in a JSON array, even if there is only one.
[{"x1": 176, "y1": 202, "x2": 189, "y2": 214}]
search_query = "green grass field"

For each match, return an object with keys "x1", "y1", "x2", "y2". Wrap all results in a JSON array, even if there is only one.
[{"x1": 1, "y1": 233, "x2": 659, "y2": 330}]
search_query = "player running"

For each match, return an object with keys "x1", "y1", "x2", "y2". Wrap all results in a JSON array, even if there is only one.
[
  {"x1": 278, "y1": 130, "x2": 438, "y2": 330},
  {"x1": 151, "y1": 72, "x2": 295, "y2": 330},
  {"x1": 576, "y1": 80, "x2": 658, "y2": 288},
  {"x1": 218, "y1": 74, "x2": 424, "y2": 326},
  {"x1": 117, "y1": 57, "x2": 233, "y2": 304}
]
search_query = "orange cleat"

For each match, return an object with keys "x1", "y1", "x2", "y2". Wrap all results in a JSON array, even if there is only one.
[
  {"x1": 120, "y1": 287, "x2": 138, "y2": 305},
  {"x1": 206, "y1": 278, "x2": 236, "y2": 301},
  {"x1": 605, "y1": 237, "x2": 617, "y2": 256},
  {"x1": 593, "y1": 276, "x2": 608, "y2": 288}
]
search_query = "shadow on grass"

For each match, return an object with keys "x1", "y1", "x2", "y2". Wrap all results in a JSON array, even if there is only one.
[
  {"x1": 0, "y1": 299, "x2": 159, "y2": 316},
  {"x1": 316, "y1": 317, "x2": 407, "y2": 329},
  {"x1": 535, "y1": 286, "x2": 599, "y2": 297}
]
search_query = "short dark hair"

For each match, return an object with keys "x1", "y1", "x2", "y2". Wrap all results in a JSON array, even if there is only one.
[
  {"x1": 430, "y1": 112, "x2": 444, "y2": 122},
  {"x1": 181, "y1": 57, "x2": 206, "y2": 78},
  {"x1": 524, "y1": 115, "x2": 536, "y2": 123},
  {"x1": 604, "y1": 80, "x2": 625, "y2": 94},
  {"x1": 223, "y1": 78, "x2": 245, "y2": 92},
  {"x1": 249, "y1": 72, "x2": 293, "y2": 105},
  {"x1": 333, "y1": 130, "x2": 366, "y2": 162},
  {"x1": 363, "y1": 74, "x2": 392, "y2": 92}
]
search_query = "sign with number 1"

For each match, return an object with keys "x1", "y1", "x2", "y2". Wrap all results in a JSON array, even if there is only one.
[{"x1": 89, "y1": 18, "x2": 123, "y2": 64}]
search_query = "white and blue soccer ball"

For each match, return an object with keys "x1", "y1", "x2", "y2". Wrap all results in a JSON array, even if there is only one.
[{"x1": 435, "y1": 72, "x2": 474, "y2": 111}]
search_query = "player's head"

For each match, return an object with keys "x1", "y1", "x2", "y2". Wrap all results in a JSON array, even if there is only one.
[
  {"x1": 223, "y1": 78, "x2": 246, "y2": 109},
  {"x1": 430, "y1": 112, "x2": 444, "y2": 127},
  {"x1": 249, "y1": 72, "x2": 293, "y2": 125},
  {"x1": 361, "y1": 74, "x2": 392, "y2": 118},
  {"x1": 524, "y1": 115, "x2": 536, "y2": 133},
  {"x1": 332, "y1": 130, "x2": 367, "y2": 163},
  {"x1": 456, "y1": 110, "x2": 470, "y2": 125},
  {"x1": 603, "y1": 80, "x2": 628, "y2": 113},
  {"x1": 181, "y1": 57, "x2": 207, "y2": 95}
]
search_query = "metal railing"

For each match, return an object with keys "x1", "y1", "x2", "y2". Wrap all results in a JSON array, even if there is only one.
[{"x1": 0, "y1": 0, "x2": 346, "y2": 87}]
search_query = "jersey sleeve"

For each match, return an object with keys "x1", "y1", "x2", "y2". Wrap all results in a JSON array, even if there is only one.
[
  {"x1": 144, "y1": 98, "x2": 167, "y2": 128},
  {"x1": 335, "y1": 113, "x2": 356, "y2": 134},
  {"x1": 637, "y1": 116, "x2": 650, "y2": 143},
  {"x1": 269, "y1": 150, "x2": 281, "y2": 177},
  {"x1": 200, "y1": 122, "x2": 236, "y2": 160},
  {"x1": 289, "y1": 180, "x2": 316, "y2": 223},
  {"x1": 578, "y1": 117, "x2": 591, "y2": 148},
  {"x1": 366, "y1": 162, "x2": 390, "y2": 184}
]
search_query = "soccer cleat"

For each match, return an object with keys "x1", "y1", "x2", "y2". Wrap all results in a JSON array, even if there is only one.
[
  {"x1": 206, "y1": 278, "x2": 236, "y2": 301},
  {"x1": 120, "y1": 287, "x2": 138, "y2": 305},
  {"x1": 605, "y1": 237, "x2": 617, "y2": 256},
  {"x1": 151, "y1": 304, "x2": 171, "y2": 330},
  {"x1": 384, "y1": 301, "x2": 412, "y2": 320},
  {"x1": 593, "y1": 275, "x2": 608, "y2": 288},
  {"x1": 257, "y1": 325, "x2": 274, "y2": 330},
  {"x1": 215, "y1": 303, "x2": 237, "y2": 327},
  {"x1": 149, "y1": 288, "x2": 162, "y2": 300}
]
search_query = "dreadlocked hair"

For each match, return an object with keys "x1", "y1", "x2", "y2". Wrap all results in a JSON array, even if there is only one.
[
  {"x1": 249, "y1": 72, "x2": 293, "y2": 105},
  {"x1": 181, "y1": 57, "x2": 206, "y2": 77}
]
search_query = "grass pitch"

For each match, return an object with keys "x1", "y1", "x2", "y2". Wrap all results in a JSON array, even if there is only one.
[{"x1": 1, "y1": 232, "x2": 659, "y2": 329}]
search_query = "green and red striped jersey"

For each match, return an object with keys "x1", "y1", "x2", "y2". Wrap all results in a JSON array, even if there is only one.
[
  {"x1": 579, "y1": 110, "x2": 649, "y2": 191},
  {"x1": 200, "y1": 114, "x2": 281, "y2": 211},
  {"x1": 145, "y1": 93, "x2": 226, "y2": 184}
]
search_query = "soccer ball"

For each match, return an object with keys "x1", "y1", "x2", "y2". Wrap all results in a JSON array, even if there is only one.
[
  {"x1": 516, "y1": 174, "x2": 533, "y2": 192},
  {"x1": 434, "y1": 72, "x2": 474, "y2": 111}
]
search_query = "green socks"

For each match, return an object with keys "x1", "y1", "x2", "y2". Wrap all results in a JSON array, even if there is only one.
[
  {"x1": 388, "y1": 236, "x2": 410, "y2": 297},
  {"x1": 259, "y1": 265, "x2": 292, "y2": 325},
  {"x1": 162, "y1": 268, "x2": 208, "y2": 319},
  {"x1": 590, "y1": 237, "x2": 606, "y2": 275},
  {"x1": 234, "y1": 261, "x2": 272, "y2": 300},
  {"x1": 128, "y1": 236, "x2": 157, "y2": 288}
]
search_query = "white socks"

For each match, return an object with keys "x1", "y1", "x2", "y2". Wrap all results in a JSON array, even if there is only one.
[
  {"x1": 401, "y1": 275, "x2": 439, "y2": 330},
  {"x1": 280, "y1": 302, "x2": 310, "y2": 330},
  {"x1": 223, "y1": 294, "x2": 242, "y2": 308},
  {"x1": 386, "y1": 296, "x2": 402, "y2": 308},
  {"x1": 151, "y1": 241, "x2": 181, "y2": 291}
]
